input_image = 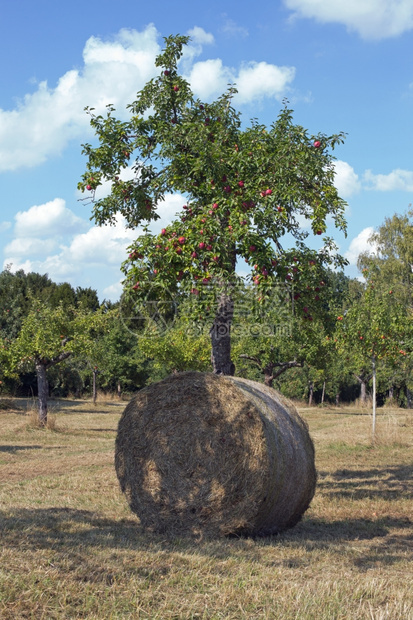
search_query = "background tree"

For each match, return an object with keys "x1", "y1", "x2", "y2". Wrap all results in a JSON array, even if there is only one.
[
  {"x1": 336, "y1": 270, "x2": 410, "y2": 439},
  {"x1": 6, "y1": 303, "x2": 107, "y2": 425},
  {"x1": 79, "y1": 34, "x2": 348, "y2": 377}
]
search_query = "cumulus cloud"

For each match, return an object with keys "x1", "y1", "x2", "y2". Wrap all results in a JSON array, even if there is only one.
[
  {"x1": 187, "y1": 26, "x2": 215, "y2": 46},
  {"x1": 363, "y1": 168, "x2": 413, "y2": 191},
  {"x1": 0, "y1": 24, "x2": 297, "y2": 173},
  {"x1": 334, "y1": 160, "x2": 361, "y2": 198},
  {"x1": 4, "y1": 213, "x2": 138, "y2": 282},
  {"x1": 3, "y1": 193, "x2": 188, "y2": 299},
  {"x1": 187, "y1": 59, "x2": 295, "y2": 103},
  {"x1": 0, "y1": 25, "x2": 161, "y2": 172},
  {"x1": 14, "y1": 198, "x2": 88, "y2": 238},
  {"x1": 345, "y1": 227, "x2": 377, "y2": 265},
  {"x1": 4, "y1": 237, "x2": 58, "y2": 257},
  {"x1": 235, "y1": 62, "x2": 296, "y2": 104},
  {"x1": 284, "y1": 0, "x2": 413, "y2": 40}
]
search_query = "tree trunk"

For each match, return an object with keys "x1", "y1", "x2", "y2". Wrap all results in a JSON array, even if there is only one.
[
  {"x1": 35, "y1": 362, "x2": 48, "y2": 426},
  {"x1": 92, "y1": 369, "x2": 98, "y2": 405},
  {"x1": 321, "y1": 380, "x2": 326, "y2": 404},
  {"x1": 388, "y1": 386, "x2": 394, "y2": 400},
  {"x1": 308, "y1": 381, "x2": 314, "y2": 406},
  {"x1": 210, "y1": 291, "x2": 235, "y2": 375},
  {"x1": 335, "y1": 392, "x2": 340, "y2": 406},
  {"x1": 360, "y1": 380, "x2": 367, "y2": 404},
  {"x1": 117, "y1": 382, "x2": 122, "y2": 399},
  {"x1": 354, "y1": 371, "x2": 372, "y2": 405},
  {"x1": 264, "y1": 372, "x2": 274, "y2": 388},
  {"x1": 406, "y1": 386, "x2": 412, "y2": 409},
  {"x1": 372, "y1": 356, "x2": 377, "y2": 441}
]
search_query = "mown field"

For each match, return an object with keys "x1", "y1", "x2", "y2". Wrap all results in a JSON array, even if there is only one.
[{"x1": 0, "y1": 396, "x2": 412, "y2": 619}]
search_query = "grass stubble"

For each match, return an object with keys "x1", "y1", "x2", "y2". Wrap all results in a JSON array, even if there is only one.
[{"x1": 0, "y1": 397, "x2": 411, "y2": 619}]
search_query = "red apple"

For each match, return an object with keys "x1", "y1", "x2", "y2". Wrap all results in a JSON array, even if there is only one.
[
  {"x1": 86, "y1": 184, "x2": 92, "y2": 191},
  {"x1": 265, "y1": 189, "x2": 272, "y2": 195},
  {"x1": 249, "y1": 245, "x2": 256, "y2": 252},
  {"x1": 212, "y1": 203, "x2": 218, "y2": 209},
  {"x1": 199, "y1": 242, "x2": 206, "y2": 250},
  {"x1": 314, "y1": 141, "x2": 321, "y2": 148},
  {"x1": 178, "y1": 236, "x2": 186, "y2": 244},
  {"x1": 161, "y1": 228, "x2": 167, "y2": 236},
  {"x1": 238, "y1": 181, "x2": 245, "y2": 188},
  {"x1": 173, "y1": 85, "x2": 179, "y2": 92},
  {"x1": 191, "y1": 251, "x2": 197, "y2": 258}
]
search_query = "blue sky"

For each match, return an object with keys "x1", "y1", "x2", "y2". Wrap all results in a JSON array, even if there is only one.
[{"x1": 1, "y1": 0, "x2": 412, "y2": 301}]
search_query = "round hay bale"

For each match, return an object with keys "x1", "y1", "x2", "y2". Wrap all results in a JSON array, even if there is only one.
[{"x1": 115, "y1": 372, "x2": 316, "y2": 537}]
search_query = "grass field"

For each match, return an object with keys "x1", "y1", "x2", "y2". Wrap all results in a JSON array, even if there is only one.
[{"x1": 0, "y1": 397, "x2": 412, "y2": 619}]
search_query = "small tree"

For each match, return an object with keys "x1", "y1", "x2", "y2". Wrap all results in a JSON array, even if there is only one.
[
  {"x1": 7, "y1": 304, "x2": 107, "y2": 425},
  {"x1": 79, "y1": 34, "x2": 347, "y2": 375},
  {"x1": 336, "y1": 271, "x2": 410, "y2": 439}
]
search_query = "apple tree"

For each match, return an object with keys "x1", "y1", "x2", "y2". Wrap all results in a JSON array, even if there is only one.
[
  {"x1": 79, "y1": 34, "x2": 348, "y2": 375},
  {"x1": 335, "y1": 270, "x2": 410, "y2": 438},
  {"x1": 7, "y1": 303, "x2": 107, "y2": 425}
]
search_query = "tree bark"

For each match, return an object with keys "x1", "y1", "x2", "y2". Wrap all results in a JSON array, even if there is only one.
[
  {"x1": 308, "y1": 381, "x2": 314, "y2": 406},
  {"x1": 321, "y1": 380, "x2": 326, "y2": 404},
  {"x1": 355, "y1": 372, "x2": 372, "y2": 405},
  {"x1": 92, "y1": 369, "x2": 98, "y2": 405},
  {"x1": 406, "y1": 386, "x2": 412, "y2": 409},
  {"x1": 372, "y1": 355, "x2": 377, "y2": 441},
  {"x1": 210, "y1": 291, "x2": 235, "y2": 375},
  {"x1": 264, "y1": 371, "x2": 273, "y2": 388},
  {"x1": 35, "y1": 362, "x2": 49, "y2": 426},
  {"x1": 117, "y1": 382, "x2": 122, "y2": 399}
]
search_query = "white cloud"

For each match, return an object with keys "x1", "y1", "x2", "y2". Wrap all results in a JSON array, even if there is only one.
[
  {"x1": 187, "y1": 59, "x2": 233, "y2": 100},
  {"x1": 67, "y1": 215, "x2": 138, "y2": 265},
  {"x1": 235, "y1": 62, "x2": 295, "y2": 104},
  {"x1": 14, "y1": 198, "x2": 88, "y2": 237},
  {"x1": 4, "y1": 237, "x2": 58, "y2": 257},
  {"x1": 345, "y1": 227, "x2": 376, "y2": 265},
  {"x1": 363, "y1": 168, "x2": 413, "y2": 191},
  {"x1": 187, "y1": 26, "x2": 215, "y2": 46},
  {"x1": 102, "y1": 280, "x2": 124, "y2": 301},
  {"x1": 0, "y1": 25, "x2": 161, "y2": 172},
  {"x1": 0, "y1": 25, "x2": 297, "y2": 173},
  {"x1": 334, "y1": 160, "x2": 361, "y2": 198},
  {"x1": 187, "y1": 59, "x2": 295, "y2": 103},
  {"x1": 3, "y1": 193, "x2": 186, "y2": 299},
  {"x1": 284, "y1": 0, "x2": 413, "y2": 40}
]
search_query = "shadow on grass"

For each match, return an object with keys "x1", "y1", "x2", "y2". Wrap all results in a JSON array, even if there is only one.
[
  {"x1": 0, "y1": 445, "x2": 43, "y2": 453},
  {"x1": 0, "y1": 507, "x2": 411, "y2": 564},
  {"x1": 317, "y1": 464, "x2": 413, "y2": 500}
]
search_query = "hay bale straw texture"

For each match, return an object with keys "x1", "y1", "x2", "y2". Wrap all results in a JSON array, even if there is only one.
[{"x1": 115, "y1": 372, "x2": 316, "y2": 537}]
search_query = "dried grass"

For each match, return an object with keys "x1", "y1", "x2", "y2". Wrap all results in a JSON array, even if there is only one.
[{"x1": 115, "y1": 372, "x2": 316, "y2": 537}]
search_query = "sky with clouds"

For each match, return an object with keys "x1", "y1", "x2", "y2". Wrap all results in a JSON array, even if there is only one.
[{"x1": 1, "y1": 0, "x2": 412, "y2": 301}]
